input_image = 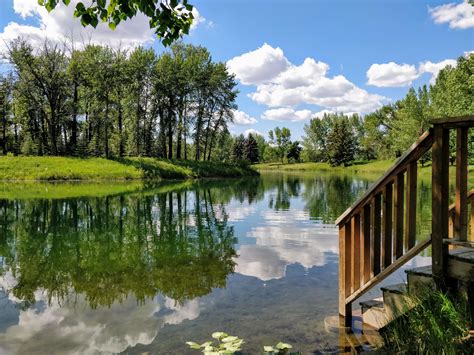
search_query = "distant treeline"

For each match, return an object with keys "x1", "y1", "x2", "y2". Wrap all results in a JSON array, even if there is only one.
[
  {"x1": 0, "y1": 43, "x2": 472, "y2": 166},
  {"x1": 301, "y1": 54, "x2": 473, "y2": 166},
  {"x1": 0, "y1": 40, "x2": 238, "y2": 160}
]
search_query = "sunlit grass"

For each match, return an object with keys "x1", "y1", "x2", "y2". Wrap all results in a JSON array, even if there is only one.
[{"x1": 0, "y1": 156, "x2": 258, "y2": 181}]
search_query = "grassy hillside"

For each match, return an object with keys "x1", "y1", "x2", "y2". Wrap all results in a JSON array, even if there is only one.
[{"x1": 0, "y1": 157, "x2": 258, "y2": 181}]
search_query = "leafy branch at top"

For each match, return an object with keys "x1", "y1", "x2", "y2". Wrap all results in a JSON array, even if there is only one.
[{"x1": 37, "y1": 0, "x2": 195, "y2": 46}]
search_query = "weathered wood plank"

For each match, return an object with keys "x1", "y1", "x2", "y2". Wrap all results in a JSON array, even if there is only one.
[
  {"x1": 431, "y1": 115, "x2": 474, "y2": 128},
  {"x1": 405, "y1": 162, "x2": 417, "y2": 250},
  {"x1": 339, "y1": 224, "x2": 347, "y2": 317},
  {"x1": 455, "y1": 127, "x2": 468, "y2": 241},
  {"x1": 351, "y1": 214, "x2": 361, "y2": 292},
  {"x1": 336, "y1": 129, "x2": 433, "y2": 226},
  {"x1": 344, "y1": 221, "x2": 352, "y2": 298},
  {"x1": 443, "y1": 238, "x2": 474, "y2": 248},
  {"x1": 372, "y1": 194, "x2": 382, "y2": 276},
  {"x1": 432, "y1": 125, "x2": 450, "y2": 282},
  {"x1": 362, "y1": 204, "x2": 371, "y2": 284},
  {"x1": 394, "y1": 172, "x2": 405, "y2": 259},
  {"x1": 345, "y1": 237, "x2": 432, "y2": 304},
  {"x1": 382, "y1": 183, "x2": 393, "y2": 268}
]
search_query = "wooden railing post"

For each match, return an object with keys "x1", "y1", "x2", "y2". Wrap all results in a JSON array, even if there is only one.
[
  {"x1": 339, "y1": 223, "x2": 352, "y2": 327},
  {"x1": 362, "y1": 204, "x2": 371, "y2": 284},
  {"x1": 394, "y1": 172, "x2": 405, "y2": 259},
  {"x1": 432, "y1": 125, "x2": 450, "y2": 284},
  {"x1": 382, "y1": 183, "x2": 393, "y2": 268},
  {"x1": 455, "y1": 127, "x2": 468, "y2": 241},
  {"x1": 405, "y1": 162, "x2": 417, "y2": 250},
  {"x1": 351, "y1": 214, "x2": 361, "y2": 292},
  {"x1": 372, "y1": 194, "x2": 382, "y2": 276}
]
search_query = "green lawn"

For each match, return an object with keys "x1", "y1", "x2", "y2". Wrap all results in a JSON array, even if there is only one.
[
  {"x1": 253, "y1": 160, "x2": 474, "y2": 184},
  {"x1": 0, "y1": 156, "x2": 258, "y2": 181},
  {"x1": 253, "y1": 160, "x2": 396, "y2": 175}
]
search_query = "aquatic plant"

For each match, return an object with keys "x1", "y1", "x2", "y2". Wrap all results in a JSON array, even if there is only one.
[{"x1": 186, "y1": 332, "x2": 244, "y2": 354}]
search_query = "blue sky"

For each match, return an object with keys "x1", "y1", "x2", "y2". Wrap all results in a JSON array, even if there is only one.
[{"x1": 0, "y1": 0, "x2": 473, "y2": 139}]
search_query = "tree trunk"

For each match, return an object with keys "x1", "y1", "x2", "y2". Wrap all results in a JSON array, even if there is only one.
[
  {"x1": 70, "y1": 81, "x2": 79, "y2": 154},
  {"x1": 118, "y1": 97, "x2": 124, "y2": 157},
  {"x1": 105, "y1": 95, "x2": 109, "y2": 158}
]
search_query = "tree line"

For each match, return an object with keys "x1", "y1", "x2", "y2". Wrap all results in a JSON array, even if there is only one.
[
  {"x1": 0, "y1": 44, "x2": 471, "y2": 166},
  {"x1": 0, "y1": 39, "x2": 238, "y2": 160},
  {"x1": 301, "y1": 54, "x2": 473, "y2": 166}
]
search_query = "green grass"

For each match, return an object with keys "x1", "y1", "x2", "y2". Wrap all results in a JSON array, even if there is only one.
[
  {"x1": 254, "y1": 160, "x2": 474, "y2": 184},
  {"x1": 0, "y1": 157, "x2": 258, "y2": 181},
  {"x1": 382, "y1": 288, "x2": 472, "y2": 353},
  {"x1": 253, "y1": 160, "x2": 396, "y2": 174}
]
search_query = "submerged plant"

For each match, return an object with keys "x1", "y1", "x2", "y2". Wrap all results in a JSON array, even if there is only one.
[
  {"x1": 187, "y1": 332, "x2": 299, "y2": 354},
  {"x1": 382, "y1": 288, "x2": 472, "y2": 353},
  {"x1": 263, "y1": 342, "x2": 300, "y2": 355},
  {"x1": 187, "y1": 332, "x2": 244, "y2": 354}
]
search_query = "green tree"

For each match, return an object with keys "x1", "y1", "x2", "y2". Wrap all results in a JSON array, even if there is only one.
[
  {"x1": 244, "y1": 134, "x2": 259, "y2": 163},
  {"x1": 327, "y1": 117, "x2": 356, "y2": 167},
  {"x1": 287, "y1": 141, "x2": 302, "y2": 163},
  {"x1": 232, "y1": 134, "x2": 246, "y2": 162},
  {"x1": 269, "y1": 127, "x2": 291, "y2": 163}
]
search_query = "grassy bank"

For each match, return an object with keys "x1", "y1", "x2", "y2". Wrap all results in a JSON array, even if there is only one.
[
  {"x1": 254, "y1": 160, "x2": 474, "y2": 183},
  {"x1": 254, "y1": 160, "x2": 396, "y2": 175},
  {"x1": 0, "y1": 157, "x2": 258, "y2": 181}
]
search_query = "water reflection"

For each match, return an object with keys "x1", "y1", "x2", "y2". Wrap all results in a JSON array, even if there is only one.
[{"x1": 0, "y1": 173, "x2": 432, "y2": 354}]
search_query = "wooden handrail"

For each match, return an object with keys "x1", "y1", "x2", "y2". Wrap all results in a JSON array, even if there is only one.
[
  {"x1": 449, "y1": 189, "x2": 474, "y2": 212},
  {"x1": 338, "y1": 116, "x2": 474, "y2": 328},
  {"x1": 335, "y1": 128, "x2": 433, "y2": 226},
  {"x1": 345, "y1": 237, "x2": 432, "y2": 304}
]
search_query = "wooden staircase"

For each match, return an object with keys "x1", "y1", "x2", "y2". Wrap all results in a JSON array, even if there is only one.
[{"x1": 336, "y1": 115, "x2": 474, "y2": 336}]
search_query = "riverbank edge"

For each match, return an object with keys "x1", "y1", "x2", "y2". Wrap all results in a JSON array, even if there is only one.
[{"x1": 0, "y1": 156, "x2": 259, "y2": 181}]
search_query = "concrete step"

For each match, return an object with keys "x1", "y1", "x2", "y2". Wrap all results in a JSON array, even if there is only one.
[
  {"x1": 360, "y1": 283, "x2": 415, "y2": 330},
  {"x1": 405, "y1": 265, "x2": 435, "y2": 293}
]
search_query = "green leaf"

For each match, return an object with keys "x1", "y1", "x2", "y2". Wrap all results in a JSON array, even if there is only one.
[
  {"x1": 276, "y1": 342, "x2": 293, "y2": 350},
  {"x1": 108, "y1": 22, "x2": 116, "y2": 30},
  {"x1": 221, "y1": 336, "x2": 239, "y2": 343},
  {"x1": 186, "y1": 341, "x2": 202, "y2": 350},
  {"x1": 264, "y1": 345, "x2": 275, "y2": 352},
  {"x1": 211, "y1": 332, "x2": 227, "y2": 339}
]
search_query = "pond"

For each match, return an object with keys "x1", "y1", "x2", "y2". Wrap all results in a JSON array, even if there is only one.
[{"x1": 0, "y1": 172, "x2": 434, "y2": 354}]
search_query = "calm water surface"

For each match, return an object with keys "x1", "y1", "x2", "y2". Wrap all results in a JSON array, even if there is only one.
[{"x1": 0, "y1": 172, "x2": 433, "y2": 354}]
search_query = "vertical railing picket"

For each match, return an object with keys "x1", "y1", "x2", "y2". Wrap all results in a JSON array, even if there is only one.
[
  {"x1": 405, "y1": 162, "x2": 417, "y2": 250},
  {"x1": 394, "y1": 172, "x2": 405, "y2": 259},
  {"x1": 382, "y1": 183, "x2": 393, "y2": 268},
  {"x1": 362, "y1": 204, "x2": 371, "y2": 284},
  {"x1": 351, "y1": 214, "x2": 361, "y2": 292},
  {"x1": 372, "y1": 193, "x2": 382, "y2": 276}
]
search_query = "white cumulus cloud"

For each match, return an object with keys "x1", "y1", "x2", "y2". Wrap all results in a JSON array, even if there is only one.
[
  {"x1": 366, "y1": 62, "x2": 419, "y2": 87},
  {"x1": 232, "y1": 110, "x2": 257, "y2": 125},
  {"x1": 262, "y1": 108, "x2": 315, "y2": 122},
  {"x1": 429, "y1": 1, "x2": 474, "y2": 29},
  {"x1": 226, "y1": 43, "x2": 290, "y2": 85},
  {"x1": 0, "y1": 0, "x2": 206, "y2": 54},
  {"x1": 419, "y1": 59, "x2": 457, "y2": 83},
  {"x1": 227, "y1": 43, "x2": 387, "y2": 114}
]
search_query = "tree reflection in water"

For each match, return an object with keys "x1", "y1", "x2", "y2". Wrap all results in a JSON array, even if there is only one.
[{"x1": 0, "y1": 183, "x2": 244, "y2": 309}]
